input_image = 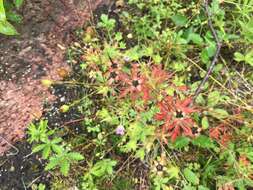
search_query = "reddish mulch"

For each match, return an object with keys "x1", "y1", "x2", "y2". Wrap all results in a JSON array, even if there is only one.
[{"x1": 0, "y1": 0, "x2": 109, "y2": 155}]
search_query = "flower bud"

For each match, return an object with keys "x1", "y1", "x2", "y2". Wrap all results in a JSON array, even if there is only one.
[
  {"x1": 41, "y1": 79, "x2": 53, "y2": 88},
  {"x1": 60, "y1": 105, "x2": 70, "y2": 113}
]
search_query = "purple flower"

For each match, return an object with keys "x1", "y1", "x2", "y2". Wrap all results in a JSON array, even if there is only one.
[{"x1": 116, "y1": 125, "x2": 125, "y2": 136}]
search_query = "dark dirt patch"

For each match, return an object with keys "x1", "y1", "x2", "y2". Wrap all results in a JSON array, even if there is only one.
[
  {"x1": 0, "y1": 0, "x2": 110, "y2": 189},
  {"x1": 0, "y1": 141, "x2": 49, "y2": 190},
  {"x1": 0, "y1": 0, "x2": 110, "y2": 154}
]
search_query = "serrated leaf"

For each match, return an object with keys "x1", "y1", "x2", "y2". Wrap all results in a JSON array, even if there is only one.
[
  {"x1": 201, "y1": 117, "x2": 209, "y2": 130},
  {"x1": 51, "y1": 137, "x2": 62, "y2": 144},
  {"x1": 207, "y1": 91, "x2": 220, "y2": 106},
  {"x1": 32, "y1": 144, "x2": 46, "y2": 153},
  {"x1": 192, "y1": 135, "x2": 214, "y2": 149},
  {"x1": 45, "y1": 157, "x2": 59, "y2": 171},
  {"x1": 60, "y1": 160, "x2": 70, "y2": 176},
  {"x1": 42, "y1": 145, "x2": 51, "y2": 159},
  {"x1": 173, "y1": 136, "x2": 190, "y2": 149},
  {"x1": 183, "y1": 168, "x2": 199, "y2": 185},
  {"x1": 52, "y1": 144, "x2": 63, "y2": 154},
  {"x1": 0, "y1": 20, "x2": 18, "y2": 35},
  {"x1": 209, "y1": 108, "x2": 229, "y2": 119},
  {"x1": 68, "y1": 152, "x2": 84, "y2": 161}
]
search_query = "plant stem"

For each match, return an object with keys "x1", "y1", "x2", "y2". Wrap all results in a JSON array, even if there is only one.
[{"x1": 193, "y1": 0, "x2": 222, "y2": 101}]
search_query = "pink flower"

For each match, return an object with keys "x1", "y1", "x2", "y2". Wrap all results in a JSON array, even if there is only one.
[{"x1": 116, "y1": 125, "x2": 125, "y2": 135}]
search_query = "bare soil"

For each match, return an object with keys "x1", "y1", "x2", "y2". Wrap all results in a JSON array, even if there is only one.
[
  {"x1": 0, "y1": 0, "x2": 109, "y2": 189},
  {"x1": 0, "y1": 0, "x2": 109, "y2": 155}
]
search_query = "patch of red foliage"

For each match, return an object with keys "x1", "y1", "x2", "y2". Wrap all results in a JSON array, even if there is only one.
[
  {"x1": 155, "y1": 96, "x2": 197, "y2": 142},
  {"x1": 209, "y1": 123, "x2": 232, "y2": 146}
]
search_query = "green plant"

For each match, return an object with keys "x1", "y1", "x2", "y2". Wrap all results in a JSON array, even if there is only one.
[
  {"x1": 27, "y1": 120, "x2": 84, "y2": 176},
  {"x1": 81, "y1": 159, "x2": 117, "y2": 190},
  {"x1": 32, "y1": 137, "x2": 63, "y2": 159},
  {"x1": 45, "y1": 149, "x2": 84, "y2": 176},
  {"x1": 0, "y1": 0, "x2": 23, "y2": 35},
  {"x1": 27, "y1": 120, "x2": 54, "y2": 143},
  {"x1": 26, "y1": 0, "x2": 253, "y2": 189},
  {"x1": 234, "y1": 50, "x2": 253, "y2": 66}
]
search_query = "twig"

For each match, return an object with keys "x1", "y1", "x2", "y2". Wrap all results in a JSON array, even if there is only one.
[
  {"x1": 27, "y1": 175, "x2": 42, "y2": 188},
  {"x1": 193, "y1": 0, "x2": 222, "y2": 101},
  {"x1": 0, "y1": 136, "x2": 19, "y2": 156}
]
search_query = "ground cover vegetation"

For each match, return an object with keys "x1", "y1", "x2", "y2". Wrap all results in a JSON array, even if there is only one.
[{"x1": 27, "y1": 0, "x2": 253, "y2": 189}]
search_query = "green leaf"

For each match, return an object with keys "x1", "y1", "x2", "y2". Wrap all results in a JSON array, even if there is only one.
[
  {"x1": 68, "y1": 152, "x2": 84, "y2": 161},
  {"x1": 234, "y1": 52, "x2": 245, "y2": 62},
  {"x1": 51, "y1": 137, "x2": 62, "y2": 144},
  {"x1": 189, "y1": 33, "x2": 203, "y2": 45},
  {"x1": 171, "y1": 14, "x2": 188, "y2": 26},
  {"x1": 0, "y1": 20, "x2": 18, "y2": 35},
  {"x1": 45, "y1": 157, "x2": 59, "y2": 171},
  {"x1": 183, "y1": 185, "x2": 197, "y2": 190},
  {"x1": 6, "y1": 12, "x2": 22, "y2": 23},
  {"x1": 201, "y1": 117, "x2": 209, "y2": 130},
  {"x1": 32, "y1": 144, "x2": 46, "y2": 153},
  {"x1": 209, "y1": 108, "x2": 229, "y2": 119},
  {"x1": 60, "y1": 160, "x2": 70, "y2": 176},
  {"x1": 42, "y1": 145, "x2": 51, "y2": 159},
  {"x1": 90, "y1": 159, "x2": 117, "y2": 177},
  {"x1": 38, "y1": 184, "x2": 46, "y2": 190},
  {"x1": 198, "y1": 185, "x2": 210, "y2": 190},
  {"x1": 0, "y1": 0, "x2": 6, "y2": 21},
  {"x1": 207, "y1": 91, "x2": 220, "y2": 106},
  {"x1": 183, "y1": 168, "x2": 199, "y2": 185},
  {"x1": 167, "y1": 166, "x2": 180, "y2": 180},
  {"x1": 206, "y1": 45, "x2": 216, "y2": 57},
  {"x1": 192, "y1": 135, "x2": 214, "y2": 149},
  {"x1": 173, "y1": 136, "x2": 190, "y2": 149},
  {"x1": 14, "y1": 0, "x2": 24, "y2": 9},
  {"x1": 52, "y1": 144, "x2": 64, "y2": 154}
]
